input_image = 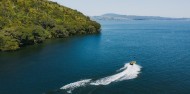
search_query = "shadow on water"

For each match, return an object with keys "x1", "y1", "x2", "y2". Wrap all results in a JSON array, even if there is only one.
[
  {"x1": 0, "y1": 33, "x2": 102, "y2": 94},
  {"x1": 0, "y1": 34, "x2": 100, "y2": 58},
  {"x1": 0, "y1": 33, "x2": 101, "y2": 73}
]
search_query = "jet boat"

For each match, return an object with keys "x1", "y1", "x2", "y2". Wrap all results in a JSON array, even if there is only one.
[{"x1": 130, "y1": 61, "x2": 136, "y2": 65}]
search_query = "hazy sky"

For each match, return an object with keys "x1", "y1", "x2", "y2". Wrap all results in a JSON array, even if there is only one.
[{"x1": 51, "y1": 0, "x2": 190, "y2": 18}]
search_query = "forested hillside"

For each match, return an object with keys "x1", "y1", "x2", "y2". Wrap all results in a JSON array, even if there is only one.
[{"x1": 0, "y1": 0, "x2": 101, "y2": 51}]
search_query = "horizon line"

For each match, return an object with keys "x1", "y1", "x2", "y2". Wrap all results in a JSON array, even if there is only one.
[{"x1": 89, "y1": 13, "x2": 190, "y2": 19}]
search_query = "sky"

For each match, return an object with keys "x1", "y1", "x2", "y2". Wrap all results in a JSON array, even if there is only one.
[{"x1": 51, "y1": 0, "x2": 190, "y2": 18}]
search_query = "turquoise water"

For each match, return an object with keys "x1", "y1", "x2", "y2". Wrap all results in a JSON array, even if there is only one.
[{"x1": 0, "y1": 20, "x2": 190, "y2": 94}]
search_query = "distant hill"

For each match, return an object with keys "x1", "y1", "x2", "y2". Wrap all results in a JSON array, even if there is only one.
[
  {"x1": 91, "y1": 13, "x2": 190, "y2": 21},
  {"x1": 0, "y1": 0, "x2": 101, "y2": 51}
]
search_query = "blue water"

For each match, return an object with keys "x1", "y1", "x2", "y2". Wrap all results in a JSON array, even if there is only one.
[{"x1": 0, "y1": 20, "x2": 190, "y2": 94}]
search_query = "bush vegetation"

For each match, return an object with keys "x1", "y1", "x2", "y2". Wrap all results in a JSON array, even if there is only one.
[{"x1": 0, "y1": 0, "x2": 101, "y2": 51}]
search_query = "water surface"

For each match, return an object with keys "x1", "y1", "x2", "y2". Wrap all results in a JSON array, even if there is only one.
[{"x1": 0, "y1": 20, "x2": 190, "y2": 94}]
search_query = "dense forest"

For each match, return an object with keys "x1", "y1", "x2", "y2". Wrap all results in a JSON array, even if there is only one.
[{"x1": 0, "y1": 0, "x2": 101, "y2": 51}]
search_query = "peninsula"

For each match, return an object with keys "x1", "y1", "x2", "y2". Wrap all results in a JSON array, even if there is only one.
[{"x1": 0, "y1": 0, "x2": 101, "y2": 51}]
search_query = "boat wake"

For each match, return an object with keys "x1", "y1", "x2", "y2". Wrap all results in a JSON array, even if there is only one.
[{"x1": 60, "y1": 62, "x2": 142, "y2": 93}]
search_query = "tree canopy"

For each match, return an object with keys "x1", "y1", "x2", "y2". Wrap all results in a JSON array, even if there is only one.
[{"x1": 0, "y1": 0, "x2": 101, "y2": 51}]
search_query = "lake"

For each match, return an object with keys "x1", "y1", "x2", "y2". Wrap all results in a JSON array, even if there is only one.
[{"x1": 0, "y1": 20, "x2": 190, "y2": 94}]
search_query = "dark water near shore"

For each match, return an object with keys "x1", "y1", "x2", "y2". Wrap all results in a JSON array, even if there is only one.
[{"x1": 0, "y1": 20, "x2": 190, "y2": 94}]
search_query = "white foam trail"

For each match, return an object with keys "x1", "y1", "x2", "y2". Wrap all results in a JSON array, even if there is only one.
[
  {"x1": 116, "y1": 63, "x2": 129, "y2": 72},
  {"x1": 60, "y1": 62, "x2": 142, "y2": 93},
  {"x1": 90, "y1": 63, "x2": 141, "y2": 85},
  {"x1": 60, "y1": 79, "x2": 91, "y2": 93}
]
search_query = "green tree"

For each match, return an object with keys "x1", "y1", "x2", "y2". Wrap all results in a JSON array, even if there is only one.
[{"x1": 0, "y1": 0, "x2": 101, "y2": 51}]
